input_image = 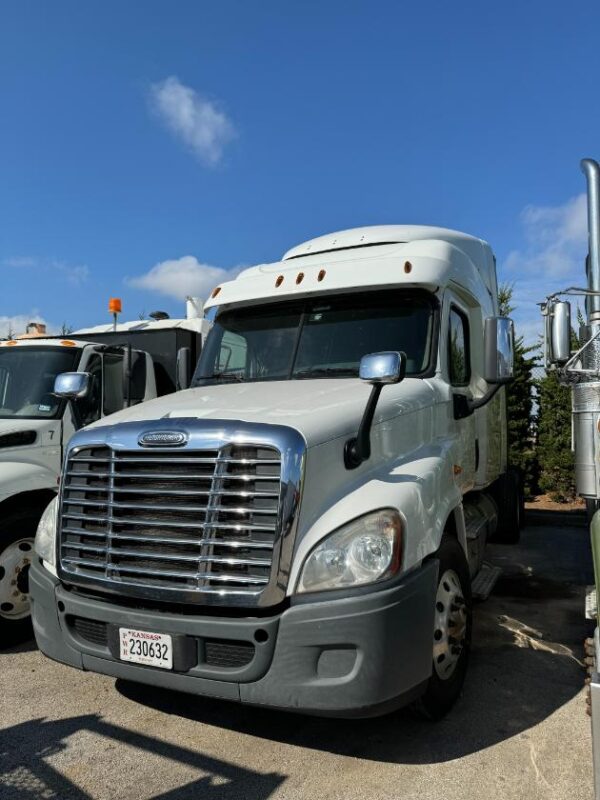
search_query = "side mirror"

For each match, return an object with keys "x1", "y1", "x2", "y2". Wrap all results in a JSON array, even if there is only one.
[
  {"x1": 54, "y1": 372, "x2": 91, "y2": 399},
  {"x1": 484, "y1": 317, "x2": 515, "y2": 384},
  {"x1": 176, "y1": 347, "x2": 191, "y2": 390},
  {"x1": 345, "y1": 351, "x2": 407, "y2": 469},
  {"x1": 359, "y1": 351, "x2": 407, "y2": 385},
  {"x1": 547, "y1": 300, "x2": 571, "y2": 365}
]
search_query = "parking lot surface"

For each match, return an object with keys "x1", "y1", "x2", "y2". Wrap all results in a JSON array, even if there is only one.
[{"x1": 1, "y1": 513, "x2": 594, "y2": 800}]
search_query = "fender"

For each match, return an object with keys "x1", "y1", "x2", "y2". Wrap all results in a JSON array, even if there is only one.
[
  {"x1": 288, "y1": 434, "x2": 464, "y2": 593},
  {"x1": 0, "y1": 461, "x2": 60, "y2": 507}
]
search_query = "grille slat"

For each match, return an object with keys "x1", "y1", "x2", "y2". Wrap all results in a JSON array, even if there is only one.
[
  {"x1": 62, "y1": 557, "x2": 270, "y2": 584},
  {"x1": 63, "y1": 498, "x2": 279, "y2": 516},
  {"x1": 63, "y1": 512, "x2": 277, "y2": 532},
  {"x1": 59, "y1": 443, "x2": 282, "y2": 599},
  {"x1": 62, "y1": 529, "x2": 274, "y2": 550},
  {"x1": 62, "y1": 541, "x2": 271, "y2": 567},
  {"x1": 66, "y1": 485, "x2": 279, "y2": 498},
  {"x1": 70, "y1": 455, "x2": 280, "y2": 465}
]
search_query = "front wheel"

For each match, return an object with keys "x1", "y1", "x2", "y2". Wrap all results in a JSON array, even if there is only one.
[
  {"x1": 0, "y1": 510, "x2": 41, "y2": 647},
  {"x1": 415, "y1": 536, "x2": 472, "y2": 720}
]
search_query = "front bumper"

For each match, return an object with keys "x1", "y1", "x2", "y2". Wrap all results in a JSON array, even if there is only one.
[{"x1": 31, "y1": 558, "x2": 438, "y2": 717}]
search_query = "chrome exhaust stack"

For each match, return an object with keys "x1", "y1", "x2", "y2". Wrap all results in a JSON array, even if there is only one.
[{"x1": 581, "y1": 158, "x2": 600, "y2": 328}]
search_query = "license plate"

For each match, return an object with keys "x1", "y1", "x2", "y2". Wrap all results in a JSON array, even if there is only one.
[{"x1": 119, "y1": 628, "x2": 173, "y2": 670}]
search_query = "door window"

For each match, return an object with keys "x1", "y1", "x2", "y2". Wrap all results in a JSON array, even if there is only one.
[{"x1": 448, "y1": 308, "x2": 470, "y2": 386}]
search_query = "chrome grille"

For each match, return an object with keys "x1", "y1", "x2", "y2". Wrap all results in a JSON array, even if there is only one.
[{"x1": 59, "y1": 444, "x2": 282, "y2": 601}]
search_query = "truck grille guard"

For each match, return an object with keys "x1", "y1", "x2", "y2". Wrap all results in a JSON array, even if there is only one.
[{"x1": 56, "y1": 420, "x2": 305, "y2": 608}]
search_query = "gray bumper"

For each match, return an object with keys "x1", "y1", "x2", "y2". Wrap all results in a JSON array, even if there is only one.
[{"x1": 31, "y1": 557, "x2": 438, "y2": 717}]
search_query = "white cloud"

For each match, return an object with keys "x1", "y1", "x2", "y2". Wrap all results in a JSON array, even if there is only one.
[
  {"x1": 0, "y1": 314, "x2": 54, "y2": 339},
  {"x1": 499, "y1": 194, "x2": 589, "y2": 346},
  {"x1": 127, "y1": 256, "x2": 237, "y2": 301},
  {"x1": 1, "y1": 256, "x2": 89, "y2": 285},
  {"x1": 2, "y1": 256, "x2": 37, "y2": 268},
  {"x1": 149, "y1": 76, "x2": 236, "y2": 166},
  {"x1": 52, "y1": 261, "x2": 90, "y2": 286},
  {"x1": 504, "y1": 193, "x2": 587, "y2": 279}
]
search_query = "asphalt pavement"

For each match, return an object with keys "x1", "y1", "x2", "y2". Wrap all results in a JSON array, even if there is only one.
[{"x1": 1, "y1": 511, "x2": 594, "y2": 800}]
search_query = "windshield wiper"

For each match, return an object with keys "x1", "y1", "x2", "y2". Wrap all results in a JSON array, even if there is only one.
[
  {"x1": 293, "y1": 367, "x2": 357, "y2": 379},
  {"x1": 203, "y1": 371, "x2": 246, "y2": 383}
]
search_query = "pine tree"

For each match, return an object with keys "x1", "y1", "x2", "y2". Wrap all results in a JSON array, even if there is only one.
[
  {"x1": 498, "y1": 284, "x2": 538, "y2": 498},
  {"x1": 537, "y1": 370, "x2": 575, "y2": 501}
]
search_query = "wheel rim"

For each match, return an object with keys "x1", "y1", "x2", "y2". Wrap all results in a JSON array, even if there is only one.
[
  {"x1": 433, "y1": 568, "x2": 468, "y2": 680},
  {"x1": 0, "y1": 538, "x2": 34, "y2": 620}
]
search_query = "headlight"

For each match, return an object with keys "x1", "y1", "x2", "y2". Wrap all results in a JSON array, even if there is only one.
[
  {"x1": 296, "y1": 508, "x2": 402, "y2": 594},
  {"x1": 34, "y1": 496, "x2": 58, "y2": 569}
]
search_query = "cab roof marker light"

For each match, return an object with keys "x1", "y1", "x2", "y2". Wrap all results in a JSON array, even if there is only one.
[
  {"x1": 275, "y1": 275, "x2": 284, "y2": 287},
  {"x1": 211, "y1": 286, "x2": 222, "y2": 298},
  {"x1": 318, "y1": 269, "x2": 326, "y2": 282}
]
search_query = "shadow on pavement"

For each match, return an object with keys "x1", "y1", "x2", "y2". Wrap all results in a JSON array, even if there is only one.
[
  {"x1": 115, "y1": 523, "x2": 592, "y2": 766},
  {"x1": 1, "y1": 522, "x2": 590, "y2": 799},
  {"x1": 2, "y1": 635, "x2": 37, "y2": 655},
  {"x1": 0, "y1": 715, "x2": 285, "y2": 800}
]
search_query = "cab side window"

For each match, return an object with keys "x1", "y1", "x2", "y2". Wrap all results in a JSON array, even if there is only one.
[{"x1": 448, "y1": 308, "x2": 470, "y2": 386}]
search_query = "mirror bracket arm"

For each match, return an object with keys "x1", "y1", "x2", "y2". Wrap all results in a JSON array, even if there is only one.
[
  {"x1": 453, "y1": 383, "x2": 503, "y2": 421},
  {"x1": 344, "y1": 384, "x2": 384, "y2": 469},
  {"x1": 68, "y1": 399, "x2": 84, "y2": 431}
]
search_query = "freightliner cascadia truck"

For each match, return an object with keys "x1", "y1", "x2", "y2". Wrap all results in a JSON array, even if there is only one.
[
  {"x1": 0, "y1": 301, "x2": 209, "y2": 645},
  {"x1": 31, "y1": 227, "x2": 518, "y2": 718}
]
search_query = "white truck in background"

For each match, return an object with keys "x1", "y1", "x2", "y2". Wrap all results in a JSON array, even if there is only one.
[
  {"x1": 0, "y1": 302, "x2": 210, "y2": 645},
  {"x1": 32, "y1": 226, "x2": 520, "y2": 718}
]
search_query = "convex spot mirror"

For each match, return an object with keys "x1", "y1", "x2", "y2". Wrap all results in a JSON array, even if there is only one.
[
  {"x1": 547, "y1": 300, "x2": 571, "y2": 365},
  {"x1": 484, "y1": 317, "x2": 515, "y2": 384},
  {"x1": 176, "y1": 346, "x2": 191, "y2": 390},
  {"x1": 54, "y1": 372, "x2": 91, "y2": 399},
  {"x1": 359, "y1": 351, "x2": 406, "y2": 385}
]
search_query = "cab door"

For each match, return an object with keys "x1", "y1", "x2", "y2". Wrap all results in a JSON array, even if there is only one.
[{"x1": 446, "y1": 299, "x2": 477, "y2": 493}]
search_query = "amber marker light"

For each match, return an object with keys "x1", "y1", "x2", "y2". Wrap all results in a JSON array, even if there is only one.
[
  {"x1": 211, "y1": 286, "x2": 222, "y2": 298},
  {"x1": 318, "y1": 269, "x2": 326, "y2": 282},
  {"x1": 275, "y1": 275, "x2": 284, "y2": 287},
  {"x1": 404, "y1": 261, "x2": 413, "y2": 274},
  {"x1": 5, "y1": 341, "x2": 17, "y2": 346},
  {"x1": 108, "y1": 297, "x2": 122, "y2": 331},
  {"x1": 296, "y1": 272, "x2": 304, "y2": 285},
  {"x1": 60, "y1": 340, "x2": 76, "y2": 347}
]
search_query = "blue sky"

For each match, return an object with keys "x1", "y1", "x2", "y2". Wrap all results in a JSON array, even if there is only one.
[{"x1": 1, "y1": 1, "x2": 599, "y2": 342}]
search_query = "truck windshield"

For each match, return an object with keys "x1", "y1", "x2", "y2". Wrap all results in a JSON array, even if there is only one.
[
  {"x1": 0, "y1": 346, "x2": 81, "y2": 419},
  {"x1": 193, "y1": 290, "x2": 436, "y2": 384}
]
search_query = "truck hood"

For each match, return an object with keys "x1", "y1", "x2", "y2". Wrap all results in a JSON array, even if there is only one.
[{"x1": 87, "y1": 378, "x2": 436, "y2": 447}]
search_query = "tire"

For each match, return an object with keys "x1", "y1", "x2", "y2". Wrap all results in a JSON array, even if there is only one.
[
  {"x1": 491, "y1": 468, "x2": 522, "y2": 544},
  {"x1": 0, "y1": 509, "x2": 40, "y2": 648},
  {"x1": 414, "y1": 536, "x2": 473, "y2": 720}
]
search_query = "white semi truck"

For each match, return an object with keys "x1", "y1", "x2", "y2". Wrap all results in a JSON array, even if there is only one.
[
  {"x1": 0, "y1": 305, "x2": 209, "y2": 645},
  {"x1": 31, "y1": 226, "x2": 519, "y2": 718}
]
